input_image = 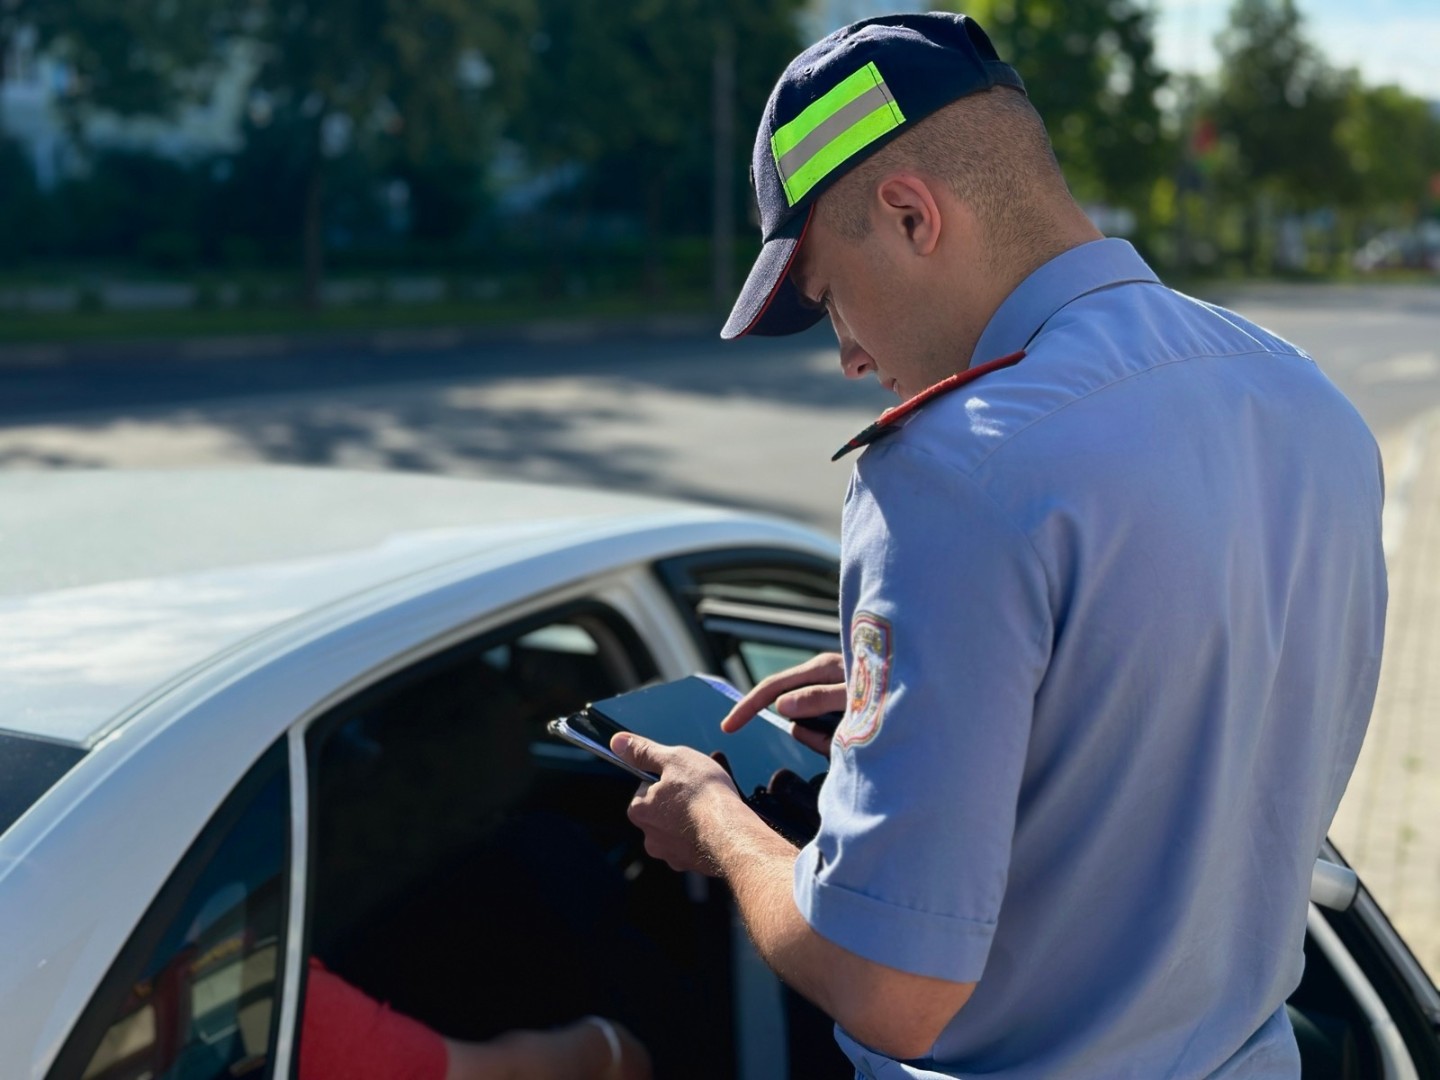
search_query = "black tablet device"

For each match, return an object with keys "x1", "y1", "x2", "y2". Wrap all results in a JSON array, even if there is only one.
[
  {"x1": 550, "y1": 674, "x2": 824, "y2": 796},
  {"x1": 547, "y1": 710, "x2": 659, "y2": 783}
]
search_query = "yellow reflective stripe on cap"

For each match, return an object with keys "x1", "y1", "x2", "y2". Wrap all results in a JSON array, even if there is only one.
[
  {"x1": 772, "y1": 64, "x2": 881, "y2": 158},
  {"x1": 770, "y1": 61, "x2": 905, "y2": 206}
]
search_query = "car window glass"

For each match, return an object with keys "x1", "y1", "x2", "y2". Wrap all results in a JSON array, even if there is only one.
[
  {"x1": 65, "y1": 743, "x2": 289, "y2": 1080},
  {"x1": 657, "y1": 554, "x2": 841, "y2": 688},
  {"x1": 0, "y1": 730, "x2": 86, "y2": 837},
  {"x1": 737, "y1": 640, "x2": 822, "y2": 683},
  {"x1": 685, "y1": 563, "x2": 839, "y2": 612}
]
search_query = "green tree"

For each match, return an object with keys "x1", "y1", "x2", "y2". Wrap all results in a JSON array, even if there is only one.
[
  {"x1": 937, "y1": 0, "x2": 1171, "y2": 214},
  {"x1": 1337, "y1": 81, "x2": 1440, "y2": 219},
  {"x1": 238, "y1": 0, "x2": 537, "y2": 306},
  {"x1": 25, "y1": 0, "x2": 233, "y2": 123},
  {"x1": 30, "y1": 0, "x2": 536, "y2": 305},
  {"x1": 0, "y1": 136, "x2": 47, "y2": 259},
  {"x1": 1212, "y1": 0, "x2": 1352, "y2": 269},
  {"x1": 506, "y1": 0, "x2": 805, "y2": 295}
]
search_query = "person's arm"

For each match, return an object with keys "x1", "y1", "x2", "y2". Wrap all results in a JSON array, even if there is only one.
[
  {"x1": 443, "y1": 1018, "x2": 649, "y2": 1080},
  {"x1": 620, "y1": 441, "x2": 1050, "y2": 1061},
  {"x1": 301, "y1": 955, "x2": 648, "y2": 1080},
  {"x1": 613, "y1": 734, "x2": 974, "y2": 1059}
]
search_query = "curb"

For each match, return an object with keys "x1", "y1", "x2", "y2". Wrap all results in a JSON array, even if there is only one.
[{"x1": 0, "y1": 313, "x2": 723, "y2": 370}]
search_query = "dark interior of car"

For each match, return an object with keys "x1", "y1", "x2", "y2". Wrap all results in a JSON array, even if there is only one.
[
  {"x1": 303, "y1": 603, "x2": 852, "y2": 1078},
  {"x1": 1287, "y1": 934, "x2": 1371, "y2": 1079}
]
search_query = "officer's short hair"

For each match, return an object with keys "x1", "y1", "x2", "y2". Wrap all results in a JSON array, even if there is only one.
[{"x1": 818, "y1": 86, "x2": 1065, "y2": 252}]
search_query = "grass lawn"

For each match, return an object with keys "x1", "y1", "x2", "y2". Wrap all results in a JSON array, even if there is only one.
[{"x1": 0, "y1": 293, "x2": 717, "y2": 346}]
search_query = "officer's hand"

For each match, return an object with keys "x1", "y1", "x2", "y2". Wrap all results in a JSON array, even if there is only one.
[
  {"x1": 612, "y1": 732, "x2": 746, "y2": 875},
  {"x1": 721, "y1": 651, "x2": 846, "y2": 755},
  {"x1": 746, "y1": 767, "x2": 825, "y2": 847}
]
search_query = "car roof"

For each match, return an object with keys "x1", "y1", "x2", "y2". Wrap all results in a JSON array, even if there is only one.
[{"x1": 2, "y1": 467, "x2": 830, "y2": 748}]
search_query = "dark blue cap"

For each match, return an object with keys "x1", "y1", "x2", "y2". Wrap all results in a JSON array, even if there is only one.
[{"x1": 721, "y1": 12, "x2": 1024, "y2": 340}]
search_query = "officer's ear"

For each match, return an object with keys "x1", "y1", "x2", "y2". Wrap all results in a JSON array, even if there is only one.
[{"x1": 875, "y1": 173, "x2": 942, "y2": 257}]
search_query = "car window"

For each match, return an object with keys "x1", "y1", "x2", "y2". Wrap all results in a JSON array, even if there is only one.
[
  {"x1": 53, "y1": 742, "x2": 289, "y2": 1080},
  {"x1": 0, "y1": 729, "x2": 86, "y2": 837},
  {"x1": 737, "y1": 640, "x2": 828, "y2": 683},
  {"x1": 655, "y1": 552, "x2": 841, "y2": 688}
]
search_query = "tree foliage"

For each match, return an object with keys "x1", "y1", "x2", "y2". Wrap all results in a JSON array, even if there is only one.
[
  {"x1": 22, "y1": 0, "x2": 228, "y2": 121},
  {"x1": 1336, "y1": 81, "x2": 1440, "y2": 213},
  {"x1": 507, "y1": 0, "x2": 805, "y2": 237},
  {"x1": 12, "y1": 0, "x2": 1440, "y2": 288},
  {"x1": 240, "y1": 0, "x2": 537, "y2": 301},
  {"x1": 1212, "y1": 0, "x2": 1351, "y2": 210},
  {"x1": 940, "y1": 0, "x2": 1170, "y2": 209},
  {"x1": 29, "y1": 0, "x2": 537, "y2": 299}
]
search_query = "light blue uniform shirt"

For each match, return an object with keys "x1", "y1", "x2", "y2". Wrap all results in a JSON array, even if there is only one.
[{"x1": 793, "y1": 240, "x2": 1387, "y2": 1079}]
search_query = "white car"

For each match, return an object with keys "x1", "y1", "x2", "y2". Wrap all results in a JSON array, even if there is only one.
[{"x1": 2, "y1": 468, "x2": 1436, "y2": 1080}]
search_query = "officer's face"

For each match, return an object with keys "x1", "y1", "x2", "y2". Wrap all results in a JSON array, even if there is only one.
[{"x1": 791, "y1": 209, "x2": 959, "y2": 402}]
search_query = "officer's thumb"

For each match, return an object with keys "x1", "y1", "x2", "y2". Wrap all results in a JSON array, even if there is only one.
[{"x1": 610, "y1": 731, "x2": 657, "y2": 770}]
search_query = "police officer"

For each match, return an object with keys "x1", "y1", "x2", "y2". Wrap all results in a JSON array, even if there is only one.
[{"x1": 613, "y1": 13, "x2": 1386, "y2": 1078}]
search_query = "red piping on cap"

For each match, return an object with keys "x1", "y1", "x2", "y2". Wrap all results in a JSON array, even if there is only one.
[{"x1": 734, "y1": 205, "x2": 816, "y2": 339}]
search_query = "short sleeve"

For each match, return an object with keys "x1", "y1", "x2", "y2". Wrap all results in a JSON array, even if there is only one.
[
  {"x1": 299, "y1": 957, "x2": 449, "y2": 1080},
  {"x1": 794, "y1": 440, "x2": 1051, "y2": 983}
]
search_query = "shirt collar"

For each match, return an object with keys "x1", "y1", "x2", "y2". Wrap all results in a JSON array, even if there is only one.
[{"x1": 969, "y1": 238, "x2": 1160, "y2": 366}]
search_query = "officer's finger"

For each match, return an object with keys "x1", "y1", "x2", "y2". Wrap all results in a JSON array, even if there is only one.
[
  {"x1": 774, "y1": 683, "x2": 847, "y2": 719},
  {"x1": 721, "y1": 652, "x2": 845, "y2": 733},
  {"x1": 792, "y1": 725, "x2": 834, "y2": 756},
  {"x1": 611, "y1": 731, "x2": 670, "y2": 773}
]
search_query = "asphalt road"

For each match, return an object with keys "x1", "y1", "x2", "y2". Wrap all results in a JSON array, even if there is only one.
[{"x1": 1, "y1": 281, "x2": 1437, "y2": 534}]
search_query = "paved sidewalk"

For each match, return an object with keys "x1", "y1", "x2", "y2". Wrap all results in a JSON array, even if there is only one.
[{"x1": 1330, "y1": 408, "x2": 1440, "y2": 980}]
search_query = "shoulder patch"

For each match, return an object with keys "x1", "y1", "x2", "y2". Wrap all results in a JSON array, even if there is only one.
[{"x1": 839, "y1": 612, "x2": 892, "y2": 749}]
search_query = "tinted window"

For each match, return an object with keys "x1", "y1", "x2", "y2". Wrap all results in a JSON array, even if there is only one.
[
  {"x1": 669, "y1": 556, "x2": 839, "y2": 612},
  {"x1": 54, "y1": 743, "x2": 289, "y2": 1080},
  {"x1": 737, "y1": 640, "x2": 826, "y2": 682},
  {"x1": 0, "y1": 730, "x2": 86, "y2": 836},
  {"x1": 656, "y1": 552, "x2": 841, "y2": 688}
]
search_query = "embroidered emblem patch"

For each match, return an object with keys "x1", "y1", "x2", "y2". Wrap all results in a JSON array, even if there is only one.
[{"x1": 839, "y1": 612, "x2": 892, "y2": 749}]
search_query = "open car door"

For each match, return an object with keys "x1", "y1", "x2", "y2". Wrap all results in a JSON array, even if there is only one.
[{"x1": 1299, "y1": 843, "x2": 1440, "y2": 1079}]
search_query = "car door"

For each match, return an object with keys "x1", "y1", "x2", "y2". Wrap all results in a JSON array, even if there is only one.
[
  {"x1": 49, "y1": 551, "x2": 1438, "y2": 1080},
  {"x1": 1301, "y1": 843, "x2": 1440, "y2": 1079},
  {"x1": 41, "y1": 565, "x2": 759, "y2": 1080},
  {"x1": 48, "y1": 741, "x2": 292, "y2": 1080}
]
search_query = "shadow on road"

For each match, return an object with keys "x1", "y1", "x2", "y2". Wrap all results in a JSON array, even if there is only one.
[{"x1": 0, "y1": 326, "x2": 883, "y2": 528}]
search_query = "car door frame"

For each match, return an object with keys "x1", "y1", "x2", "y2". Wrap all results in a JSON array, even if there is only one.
[{"x1": 1309, "y1": 842, "x2": 1440, "y2": 1079}]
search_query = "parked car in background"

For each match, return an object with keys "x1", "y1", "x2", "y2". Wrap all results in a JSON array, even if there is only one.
[
  {"x1": 2, "y1": 468, "x2": 1436, "y2": 1080},
  {"x1": 1352, "y1": 221, "x2": 1440, "y2": 273}
]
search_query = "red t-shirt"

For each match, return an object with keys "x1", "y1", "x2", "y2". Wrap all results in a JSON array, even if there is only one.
[{"x1": 299, "y1": 958, "x2": 449, "y2": 1080}]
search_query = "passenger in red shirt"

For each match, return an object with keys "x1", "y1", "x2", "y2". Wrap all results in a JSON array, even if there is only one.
[{"x1": 300, "y1": 958, "x2": 649, "y2": 1080}]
